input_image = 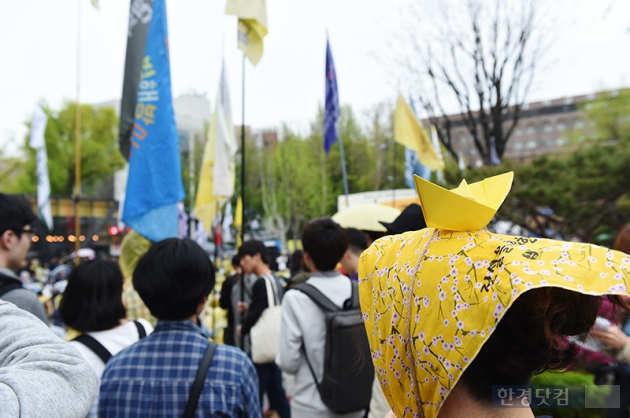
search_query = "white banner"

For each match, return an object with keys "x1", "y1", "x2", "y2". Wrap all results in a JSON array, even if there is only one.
[
  {"x1": 212, "y1": 62, "x2": 237, "y2": 197},
  {"x1": 222, "y1": 200, "x2": 234, "y2": 243},
  {"x1": 29, "y1": 106, "x2": 53, "y2": 231}
]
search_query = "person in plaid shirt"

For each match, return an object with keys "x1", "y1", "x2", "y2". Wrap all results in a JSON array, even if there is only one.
[{"x1": 99, "y1": 238, "x2": 260, "y2": 417}]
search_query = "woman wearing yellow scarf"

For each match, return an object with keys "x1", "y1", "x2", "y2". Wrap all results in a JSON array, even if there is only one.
[{"x1": 359, "y1": 172, "x2": 630, "y2": 418}]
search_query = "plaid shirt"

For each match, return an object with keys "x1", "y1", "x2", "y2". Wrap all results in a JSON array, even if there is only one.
[{"x1": 98, "y1": 320, "x2": 261, "y2": 418}]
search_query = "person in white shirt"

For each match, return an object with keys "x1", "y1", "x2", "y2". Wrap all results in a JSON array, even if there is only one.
[
  {"x1": 276, "y1": 217, "x2": 364, "y2": 418},
  {"x1": 59, "y1": 259, "x2": 153, "y2": 417}
]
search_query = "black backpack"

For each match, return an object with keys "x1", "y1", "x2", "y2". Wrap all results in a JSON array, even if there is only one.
[{"x1": 295, "y1": 280, "x2": 374, "y2": 414}]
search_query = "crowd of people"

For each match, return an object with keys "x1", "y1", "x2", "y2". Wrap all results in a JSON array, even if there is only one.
[{"x1": 2, "y1": 170, "x2": 630, "y2": 418}]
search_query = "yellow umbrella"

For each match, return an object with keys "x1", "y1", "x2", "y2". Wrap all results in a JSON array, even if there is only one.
[{"x1": 332, "y1": 204, "x2": 401, "y2": 232}]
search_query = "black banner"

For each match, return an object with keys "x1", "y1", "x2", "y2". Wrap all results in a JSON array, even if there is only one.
[{"x1": 118, "y1": 0, "x2": 154, "y2": 160}]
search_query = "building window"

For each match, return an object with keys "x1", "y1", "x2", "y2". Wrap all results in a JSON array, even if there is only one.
[
  {"x1": 514, "y1": 142, "x2": 524, "y2": 150},
  {"x1": 556, "y1": 122, "x2": 567, "y2": 131},
  {"x1": 574, "y1": 120, "x2": 585, "y2": 129},
  {"x1": 556, "y1": 138, "x2": 569, "y2": 146},
  {"x1": 542, "y1": 123, "x2": 553, "y2": 133},
  {"x1": 526, "y1": 141, "x2": 537, "y2": 149},
  {"x1": 475, "y1": 160, "x2": 483, "y2": 168},
  {"x1": 526, "y1": 126, "x2": 536, "y2": 135},
  {"x1": 470, "y1": 148, "x2": 478, "y2": 155},
  {"x1": 513, "y1": 128, "x2": 523, "y2": 136},
  {"x1": 459, "y1": 136, "x2": 468, "y2": 144}
]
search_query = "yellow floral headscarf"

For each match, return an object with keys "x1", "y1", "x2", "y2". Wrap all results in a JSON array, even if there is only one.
[{"x1": 358, "y1": 172, "x2": 630, "y2": 418}]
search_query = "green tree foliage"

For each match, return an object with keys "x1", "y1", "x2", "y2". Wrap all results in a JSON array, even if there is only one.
[
  {"x1": 0, "y1": 150, "x2": 23, "y2": 193},
  {"x1": 17, "y1": 102, "x2": 125, "y2": 197},
  {"x1": 236, "y1": 103, "x2": 408, "y2": 247}
]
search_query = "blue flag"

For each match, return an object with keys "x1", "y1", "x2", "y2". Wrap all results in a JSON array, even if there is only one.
[
  {"x1": 404, "y1": 96, "x2": 432, "y2": 188},
  {"x1": 122, "y1": 0, "x2": 184, "y2": 243},
  {"x1": 323, "y1": 39, "x2": 340, "y2": 154}
]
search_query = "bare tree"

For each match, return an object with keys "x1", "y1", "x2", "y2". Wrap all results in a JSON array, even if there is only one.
[{"x1": 398, "y1": 0, "x2": 550, "y2": 165}]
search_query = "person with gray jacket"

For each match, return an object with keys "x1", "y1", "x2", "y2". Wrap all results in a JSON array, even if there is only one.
[{"x1": 0, "y1": 300, "x2": 98, "y2": 417}]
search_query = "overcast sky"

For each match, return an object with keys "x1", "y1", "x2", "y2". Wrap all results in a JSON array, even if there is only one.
[{"x1": 1, "y1": 0, "x2": 629, "y2": 156}]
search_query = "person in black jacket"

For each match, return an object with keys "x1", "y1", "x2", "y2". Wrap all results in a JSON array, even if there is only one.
[
  {"x1": 219, "y1": 255, "x2": 242, "y2": 346},
  {"x1": 237, "y1": 240, "x2": 290, "y2": 418}
]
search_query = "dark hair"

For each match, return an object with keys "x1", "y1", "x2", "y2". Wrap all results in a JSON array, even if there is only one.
[
  {"x1": 460, "y1": 288, "x2": 628, "y2": 402},
  {"x1": 133, "y1": 238, "x2": 215, "y2": 320},
  {"x1": 231, "y1": 254, "x2": 241, "y2": 268},
  {"x1": 346, "y1": 228, "x2": 368, "y2": 256},
  {"x1": 364, "y1": 230, "x2": 386, "y2": 244},
  {"x1": 0, "y1": 194, "x2": 37, "y2": 236},
  {"x1": 237, "y1": 240, "x2": 270, "y2": 265},
  {"x1": 59, "y1": 259, "x2": 126, "y2": 332},
  {"x1": 301, "y1": 217, "x2": 348, "y2": 271}
]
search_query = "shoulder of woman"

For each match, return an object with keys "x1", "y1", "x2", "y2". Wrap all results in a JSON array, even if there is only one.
[{"x1": 135, "y1": 318, "x2": 154, "y2": 334}]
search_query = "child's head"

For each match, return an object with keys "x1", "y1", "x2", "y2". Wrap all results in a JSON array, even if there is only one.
[{"x1": 301, "y1": 217, "x2": 348, "y2": 272}]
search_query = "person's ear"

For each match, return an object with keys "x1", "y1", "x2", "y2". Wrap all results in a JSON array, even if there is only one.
[
  {"x1": 197, "y1": 296, "x2": 208, "y2": 315},
  {"x1": 0, "y1": 230, "x2": 15, "y2": 251},
  {"x1": 302, "y1": 252, "x2": 314, "y2": 270}
]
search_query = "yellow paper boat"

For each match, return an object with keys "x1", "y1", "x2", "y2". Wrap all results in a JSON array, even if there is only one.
[{"x1": 413, "y1": 171, "x2": 514, "y2": 231}]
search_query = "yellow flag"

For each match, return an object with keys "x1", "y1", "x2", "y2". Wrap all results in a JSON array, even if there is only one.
[
  {"x1": 194, "y1": 107, "x2": 228, "y2": 234},
  {"x1": 394, "y1": 94, "x2": 444, "y2": 171},
  {"x1": 234, "y1": 196, "x2": 243, "y2": 248},
  {"x1": 225, "y1": 0, "x2": 268, "y2": 66}
]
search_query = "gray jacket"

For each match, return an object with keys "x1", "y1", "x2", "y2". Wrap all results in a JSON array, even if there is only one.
[
  {"x1": 0, "y1": 267, "x2": 47, "y2": 323},
  {"x1": 0, "y1": 300, "x2": 98, "y2": 417}
]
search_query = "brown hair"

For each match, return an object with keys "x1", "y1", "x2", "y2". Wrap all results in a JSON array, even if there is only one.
[
  {"x1": 614, "y1": 224, "x2": 630, "y2": 254},
  {"x1": 460, "y1": 288, "x2": 629, "y2": 402}
]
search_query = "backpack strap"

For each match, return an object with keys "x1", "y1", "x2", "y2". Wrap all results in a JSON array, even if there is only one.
[
  {"x1": 294, "y1": 283, "x2": 341, "y2": 312},
  {"x1": 0, "y1": 281, "x2": 23, "y2": 298},
  {"x1": 344, "y1": 280, "x2": 360, "y2": 310},
  {"x1": 133, "y1": 320, "x2": 147, "y2": 339},
  {"x1": 72, "y1": 335, "x2": 112, "y2": 364},
  {"x1": 300, "y1": 344, "x2": 323, "y2": 393},
  {"x1": 183, "y1": 342, "x2": 218, "y2": 418}
]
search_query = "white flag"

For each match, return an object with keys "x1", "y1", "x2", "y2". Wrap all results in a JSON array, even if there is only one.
[
  {"x1": 212, "y1": 61, "x2": 237, "y2": 197},
  {"x1": 29, "y1": 106, "x2": 53, "y2": 231},
  {"x1": 222, "y1": 201, "x2": 234, "y2": 243}
]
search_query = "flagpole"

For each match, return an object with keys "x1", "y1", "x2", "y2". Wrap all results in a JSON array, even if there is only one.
[
  {"x1": 392, "y1": 138, "x2": 396, "y2": 206},
  {"x1": 74, "y1": 0, "x2": 82, "y2": 261},
  {"x1": 336, "y1": 123, "x2": 349, "y2": 207},
  {"x1": 188, "y1": 131, "x2": 195, "y2": 238},
  {"x1": 240, "y1": 54, "x2": 246, "y2": 246}
]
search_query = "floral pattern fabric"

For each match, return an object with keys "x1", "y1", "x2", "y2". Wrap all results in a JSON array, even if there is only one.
[{"x1": 358, "y1": 227, "x2": 630, "y2": 418}]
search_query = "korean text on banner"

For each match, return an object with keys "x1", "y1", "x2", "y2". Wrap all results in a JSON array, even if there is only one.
[{"x1": 122, "y1": 0, "x2": 184, "y2": 243}]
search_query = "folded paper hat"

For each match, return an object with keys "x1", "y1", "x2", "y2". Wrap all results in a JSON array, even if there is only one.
[{"x1": 358, "y1": 171, "x2": 630, "y2": 418}]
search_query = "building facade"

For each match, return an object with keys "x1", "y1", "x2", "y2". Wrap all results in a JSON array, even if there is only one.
[{"x1": 432, "y1": 92, "x2": 610, "y2": 167}]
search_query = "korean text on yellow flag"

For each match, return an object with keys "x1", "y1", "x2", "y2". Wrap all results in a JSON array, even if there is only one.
[
  {"x1": 395, "y1": 94, "x2": 444, "y2": 171},
  {"x1": 225, "y1": 0, "x2": 268, "y2": 66}
]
